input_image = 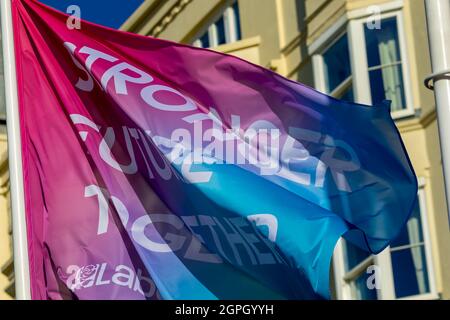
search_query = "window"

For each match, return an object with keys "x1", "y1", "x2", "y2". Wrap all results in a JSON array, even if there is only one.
[
  {"x1": 339, "y1": 241, "x2": 375, "y2": 300},
  {"x1": 193, "y1": 1, "x2": 242, "y2": 48},
  {"x1": 332, "y1": 184, "x2": 436, "y2": 300},
  {"x1": 389, "y1": 194, "x2": 431, "y2": 298},
  {"x1": 321, "y1": 33, "x2": 354, "y2": 102},
  {"x1": 365, "y1": 17, "x2": 406, "y2": 112},
  {"x1": 312, "y1": 10, "x2": 414, "y2": 118}
]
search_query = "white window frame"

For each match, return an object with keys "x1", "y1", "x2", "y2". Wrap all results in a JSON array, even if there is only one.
[
  {"x1": 192, "y1": 0, "x2": 241, "y2": 48},
  {"x1": 311, "y1": 3, "x2": 415, "y2": 119},
  {"x1": 332, "y1": 178, "x2": 438, "y2": 300}
]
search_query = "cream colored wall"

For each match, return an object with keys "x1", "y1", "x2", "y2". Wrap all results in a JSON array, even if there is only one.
[
  {"x1": 236, "y1": 0, "x2": 281, "y2": 67},
  {"x1": 153, "y1": 0, "x2": 224, "y2": 43},
  {"x1": 123, "y1": 0, "x2": 224, "y2": 42},
  {"x1": 0, "y1": 133, "x2": 12, "y2": 300},
  {"x1": 120, "y1": 0, "x2": 270, "y2": 66}
]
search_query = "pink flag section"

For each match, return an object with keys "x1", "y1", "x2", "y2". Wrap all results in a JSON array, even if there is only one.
[{"x1": 12, "y1": 0, "x2": 192, "y2": 299}]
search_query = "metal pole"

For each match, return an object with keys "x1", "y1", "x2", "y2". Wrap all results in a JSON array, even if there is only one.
[
  {"x1": 0, "y1": 0, "x2": 31, "y2": 299},
  {"x1": 425, "y1": 0, "x2": 450, "y2": 223}
]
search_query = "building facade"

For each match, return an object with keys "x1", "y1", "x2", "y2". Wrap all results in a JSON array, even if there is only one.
[
  {"x1": 121, "y1": 0, "x2": 450, "y2": 300},
  {"x1": 0, "y1": 0, "x2": 448, "y2": 300}
]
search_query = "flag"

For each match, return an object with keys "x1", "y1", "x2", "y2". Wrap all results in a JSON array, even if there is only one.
[{"x1": 10, "y1": 0, "x2": 417, "y2": 299}]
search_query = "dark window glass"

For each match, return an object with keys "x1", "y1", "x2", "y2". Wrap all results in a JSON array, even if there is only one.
[
  {"x1": 391, "y1": 245, "x2": 430, "y2": 298},
  {"x1": 351, "y1": 272, "x2": 378, "y2": 300},
  {"x1": 345, "y1": 241, "x2": 371, "y2": 271},
  {"x1": 365, "y1": 17, "x2": 406, "y2": 111},
  {"x1": 339, "y1": 85, "x2": 354, "y2": 103},
  {"x1": 390, "y1": 197, "x2": 430, "y2": 298},
  {"x1": 215, "y1": 16, "x2": 226, "y2": 46},
  {"x1": 199, "y1": 32, "x2": 210, "y2": 48},
  {"x1": 233, "y1": 1, "x2": 242, "y2": 41},
  {"x1": 391, "y1": 199, "x2": 424, "y2": 248},
  {"x1": 323, "y1": 34, "x2": 352, "y2": 94},
  {"x1": 365, "y1": 18, "x2": 401, "y2": 68}
]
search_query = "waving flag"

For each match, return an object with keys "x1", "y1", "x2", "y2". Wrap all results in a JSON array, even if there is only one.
[{"x1": 8, "y1": 0, "x2": 417, "y2": 299}]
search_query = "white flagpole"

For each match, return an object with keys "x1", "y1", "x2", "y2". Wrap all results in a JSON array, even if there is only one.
[
  {"x1": 1, "y1": 0, "x2": 31, "y2": 299},
  {"x1": 424, "y1": 0, "x2": 450, "y2": 224}
]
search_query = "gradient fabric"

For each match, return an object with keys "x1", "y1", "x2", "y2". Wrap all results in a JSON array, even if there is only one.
[{"x1": 12, "y1": 0, "x2": 417, "y2": 299}]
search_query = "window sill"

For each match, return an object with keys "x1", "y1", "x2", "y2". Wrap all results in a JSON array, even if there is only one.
[
  {"x1": 393, "y1": 108, "x2": 437, "y2": 134},
  {"x1": 212, "y1": 36, "x2": 261, "y2": 53},
  {"x1": 210, "y1": 36, "x2": 262, "y2": 65},
  {"x1": 397, "y1": 292, "x2": 441, "y2": 300},
  {"x1": 391, "y1": 107, "x2": 416, "y2": 121}
]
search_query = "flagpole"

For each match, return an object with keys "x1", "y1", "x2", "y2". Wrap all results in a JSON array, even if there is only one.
[
  {"x1": 424, "y1": 0, "x2": 450, "y2": 224},
  {"x1": 1, "y1": 0, "x2": 31, "y2": 299}
]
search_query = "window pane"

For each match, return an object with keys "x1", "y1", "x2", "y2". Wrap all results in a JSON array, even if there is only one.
[
  {"x1": 215, "y1": 16, "x2": 226, "y2": 46},
  {"x1": 391, "y1": 245, "x2": 430, "y2": 298},
  {"x1": 350, "y1": 272, "x2": 378, "y2": 300},
  {"x1": 338, "y1": 84, "x2": 354, "y2": 103},
  {"x1": 195, "y1": 2, "x2": 241, "y2": 48},
  {"x1": 364, "y1": 17, "x2": 402, "y2": 68},
  {"x1": 368, "y1": 64, "x2": 406, "y2": 111},
  {"x1": 365, "y1": 17, "x2": 406, "y2": 111},
  {"x1": 233, "y1": 1, "x2": 242, "y2": 41},
  {"x1": 323, "y1": 34, "x2": 351, "y2": 93},
  {"x1": 390, "y1": 195, "x2": 430, "y2": 298},
  {"x1": 199, "y1": 32, "x2": 210, "y2": 48},
  {"x1": 344, "y1": 240, "x2": 371, "y2": 271},
  {"x1": 391, "y1": 197, "x2": 424, "y2": 248}
]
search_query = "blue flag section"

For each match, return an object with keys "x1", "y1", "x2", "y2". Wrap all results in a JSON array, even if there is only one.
[{"x1": 159, "y1": 101, "x2": 418, "y2": 300}]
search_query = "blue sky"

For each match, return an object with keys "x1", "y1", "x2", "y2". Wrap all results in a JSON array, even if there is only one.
[{"x1": 40, "y1": 0, "x2": 144, "y2": 29}]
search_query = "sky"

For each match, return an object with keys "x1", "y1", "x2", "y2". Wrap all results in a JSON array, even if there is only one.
[{"x1": 40, "y1": 0, "x2": 144, "y2": 29}]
